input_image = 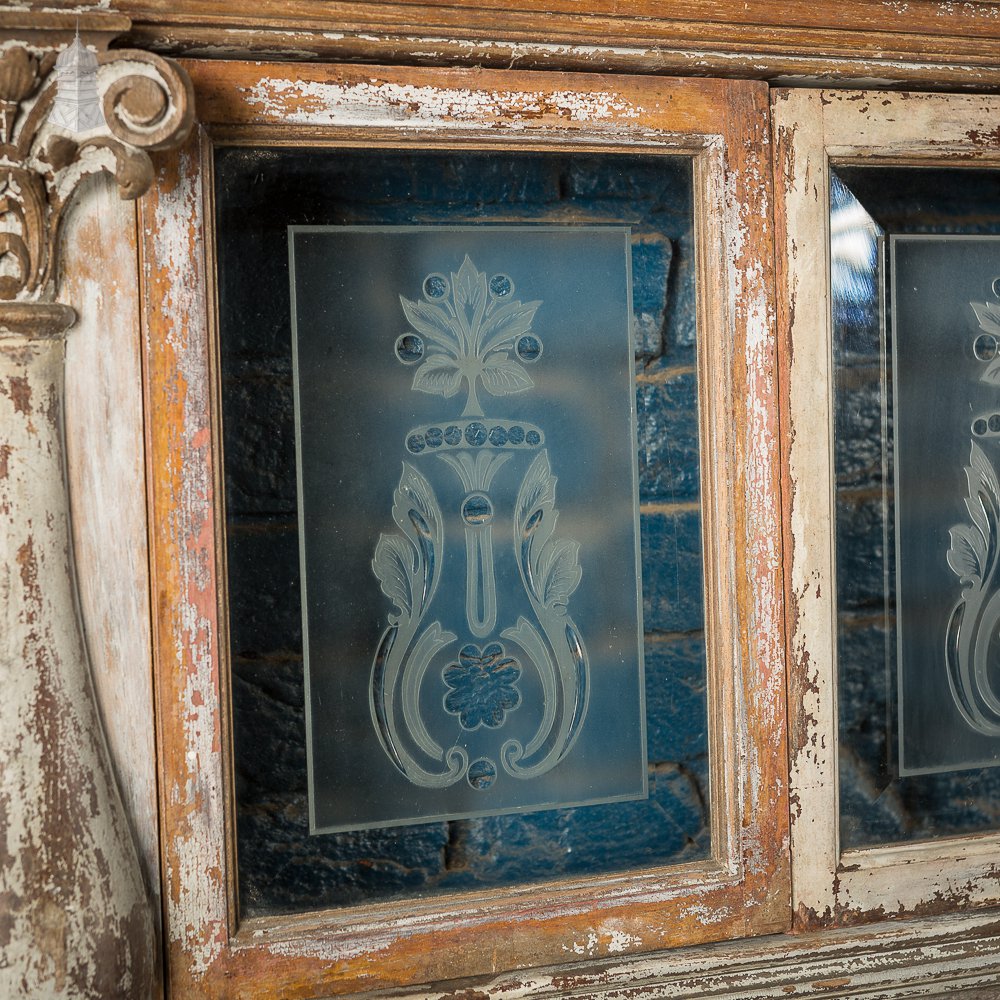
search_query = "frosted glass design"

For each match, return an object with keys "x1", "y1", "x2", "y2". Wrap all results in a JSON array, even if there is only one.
[
  {"x1": 289, "y1": 227, "x2": 647, "y2": 833},
  {"x1": 892, "y1": 236, "x2": 1000, "y2": 774}
]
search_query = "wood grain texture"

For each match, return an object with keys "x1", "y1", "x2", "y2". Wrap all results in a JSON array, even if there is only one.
[
  {"x1": 61, "y1": 173, "x2": 160, "y2": 909},
  {"x1": 41, "y1": 0, "x2": 1000, "y2": 90},
  {"x1": 143, "y1": 59, "x2": 789, "y2": 998},
  {"x1": 771, "y1": 85, "x2": 838, "y2": 930},
  {"x1": 140, "y1": 128, "x2": 232, "y2": 986},
  {"x1": 0, "y1": 304, "x2": 157, "y2": 999},
  {"x1": 372, "y1": 909, "x2": 1000, "y2": 998},
  {"x1": 0, "y1": 21, "x2": 194, "y2": 999},
  {"x1": 773, "y1": 87, "x2": 1000, "y2": 931}
]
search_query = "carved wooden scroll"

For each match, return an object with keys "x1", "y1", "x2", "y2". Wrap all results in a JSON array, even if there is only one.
[{"x1": 0, "y1": 20, "x2": 192, "y2": 999}]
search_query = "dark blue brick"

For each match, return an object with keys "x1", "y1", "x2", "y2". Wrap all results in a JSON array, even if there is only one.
[
  {"x1": 661, "y1": 230, "x2": 696, "y2": 361},
  {"x1": 839, "y1": 612, "x2": 1000, "y2": 849},
  {"x1": 643, "y1": 634, "x2": 707, "y2": 762},
  {"x1": 237, "y1": 794, "x2": 449, "y2": 914},
  {"x1": 641, "y1": 509, "x2": 705, "y2": 633},
  {"x1": 226, "y1": 521, "x2": 302, "y2": 657},
  {"x1": 838, "y1": 747, "x2": 909, "y2": 849},
  {"x1": 834, "y1": 369, "x2": 885, "y2": 490},
  {"x1": 837, "y1": 614, "x2": 891, "y2": 771},
  {"x1": 637, "y1": 373, "x2": 701, "y2": 503},
  {"x1": 216, "y1": 146, "x2": 716, "y2": 912},
  {"x1": 833, "y1": 315, "x2": 881, "y2": 367},
  {"x1": 232, "y1": 657, "x2": 306, "y2": 799},
  {"x1": 905, "y1": 767, "x2": 1000, "y2": 837},
  {"x1": 837, "y1": 614, "x2": 895, "y2": 853},
  {"x1": 215, "y1": 252, "x2": 293, "y2": 361},
  {"x1": 559, "y1": 762, "x2": 709, "y2": 868},
  {"x1": 631, "y1": 235, "x2": 673, "y2": 363},
  {"x1": 436, "y1": 760, "x2": 709, "y2": 888},
  {"x1": 565, "y1": 156, "x2": 689, "y2": 204},
  {"x1": 222, "y1": 372, "x2": 297, "y2": 516},
  {"x1": 835, "y1": 492, "x2": 887, "y2": 611},
  {"x1": 408, "y1": 155, "x2": 561, "y2": 205}
]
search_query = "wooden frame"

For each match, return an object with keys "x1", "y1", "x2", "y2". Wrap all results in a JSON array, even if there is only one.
[
  {"x1": 774, "y1": 88, "x2": 1000, "y2": 929},
  {"x1": 140, "y1": 60, "x2": 787, "y2": 997},
  {"x1": 103, "y1": 1, "x2": 1000, "y2": 92}
]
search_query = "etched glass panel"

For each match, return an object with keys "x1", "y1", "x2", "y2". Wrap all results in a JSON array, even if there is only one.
[
  {"x1": 216, "y1": 147, "x2": 708, "y2": 915},
  {"x1": 832, "y1": 166, "x2": 1000, "y2": 849},
  {"x1": 892, "y1": 236, "x2": 1000, "y2": 774},
  {"x1": 289, "y1": 226, "x2": 646, "y2": 833}
]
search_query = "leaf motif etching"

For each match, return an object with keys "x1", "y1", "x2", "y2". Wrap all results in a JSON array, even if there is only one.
[
  {"x1": 371, "y1": 256, "x2": 590, "y2": 791},
  {"x1": 944, "y1": 286, "x2": 1000, "y2": 738},
  {"x1": 971, "y1": 298, "x2": 1000, "y2": 387},
  {"x1": 945, "y1": 441, "x2": 1000, "y2": 737},
  {"x1": 398, "y1": 256, "x2": 543, "y2": 417}
]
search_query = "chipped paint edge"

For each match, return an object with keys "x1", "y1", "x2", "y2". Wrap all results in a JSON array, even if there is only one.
[{"x1": 775, "y1": 87, "x2": 1000, "y2": 931}]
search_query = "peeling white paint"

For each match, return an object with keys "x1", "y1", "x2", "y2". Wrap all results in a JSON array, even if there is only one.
[
  {"x1": 684, "y1": 903, "x2": 733, "y2": 926},
  {"x1": 0, "y1": 318, "x2": 155, "y2": 996},
  {"x1": 559, "y1": 925, "x2": 663, "y2": 957},
  {"x1": 240, "y1": 77, "x2": 643, "y2": 131},
  {"x1": 61, "y1": 176, "x2": 161, "y2": 901},
  {"x1": 567, "y1": 931, "x2": 601, "y2": 956},
  {"x1": 605, "y1": 928, "x2": 643, "y2": 953},
  {"x1": 391, "y1": 35, "x2": 662, "y2": 62},
  {"x1": 779, "y1": 89, "x2": 1000, "y2": 926},
  {"x1": 151, "y1": 144, "x2": 227, "y2": 977}
]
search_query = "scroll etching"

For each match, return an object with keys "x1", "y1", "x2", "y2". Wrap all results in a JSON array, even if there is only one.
[
  {"x1": 370, "y1": 256, "x2": 590, "y2": 790},
  {"x1": 945, "y1": 292, "x2": 1000, "y2": 736}
]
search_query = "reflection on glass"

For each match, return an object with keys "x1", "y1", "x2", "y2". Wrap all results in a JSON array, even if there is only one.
[
  {"x1": 892, "y1": 236, "x2": 1000, "y2": 774},
  {"x1": 290, "y1": 227, "x2": 646, "y2": 833},
  {"x1": 216, "y1": 148, "x2": 710, "y2": 915},
  {"x1": 832, "y1": 166, "x2": 1000, "y2": 850}
]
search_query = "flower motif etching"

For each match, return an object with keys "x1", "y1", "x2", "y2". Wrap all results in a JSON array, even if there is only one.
[
  {"x1": 369, "y1": 253, "x2": 591, "y2": 790},
  {"x1": 443, "y1": 643, "x2": 522, "y2": 730},
  {"x1": 398, "y1": 256, "x2": 543, "y2": 417}
]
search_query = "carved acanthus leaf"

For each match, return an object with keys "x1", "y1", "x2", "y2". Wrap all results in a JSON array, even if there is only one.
[{"x1": 0, "y1": 46, "x2": 40, "y2": 103}]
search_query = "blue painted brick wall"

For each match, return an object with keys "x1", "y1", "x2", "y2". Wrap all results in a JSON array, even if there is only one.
[
  {"x1": 834, "y1": 166, "x2": 1000, "y2": 850},
  {"x1": 216, "y1": 149, "x2": 709, "y2": 915}
]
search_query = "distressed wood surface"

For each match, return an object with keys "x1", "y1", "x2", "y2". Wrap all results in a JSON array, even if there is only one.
[
  {"x1": 772, "y1": 85, "x2": 838, "y2": 932},
  {"x1": 0, "y1": 304, "x2": 156, "y2": 999},
  {"x1": 0, "y1": 20, "x2": 193, "y2": 998},
  {"x1": 30, "y1": 0, "x2": 1000, "y2": 90},
  {"x1": 774, "y1": 88, "x2": 1000, "y2": 930},
  {"x1": 140, "y1": 128, "x2": 230, "y2": 991},
  {"x1": 61, "y1": 173, "x2": 160, "y2": 906},
  {"x1": 373, "y1": 909, "x2": 1000, "y2": 998},
  {"x1": 143, "y1": 60, "x2": 788, "y2": 998},
  {"x1": 187, "y1": 59, "x2": 762, "y2": 139}
]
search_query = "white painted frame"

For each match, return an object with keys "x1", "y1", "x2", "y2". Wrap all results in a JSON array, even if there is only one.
[{"x1": 774, "y1": 88, "x2": 1000, "y2": 925}]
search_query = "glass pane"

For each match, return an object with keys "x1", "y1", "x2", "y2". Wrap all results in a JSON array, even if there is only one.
[
  {"x1": 892, "y1": 235, "x2": 1000, "y2": 774},
  {"x1": 289, "y1": 226, "x2": 646, "y2": 833},
  {"x1": 832, "y1": 166, "x2": 1000, "y2": 850},
  {"x1": 216, "y1": 148, "x2": 710, "y2": 915}
]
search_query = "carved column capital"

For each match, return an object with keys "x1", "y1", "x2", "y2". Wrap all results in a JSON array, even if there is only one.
[
  {"x1": 0, "y1": 13, "x2": 193, "y2": 998},
  {"x1": 0, "y1": 15, "x2": 193, "y2": 303}
]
